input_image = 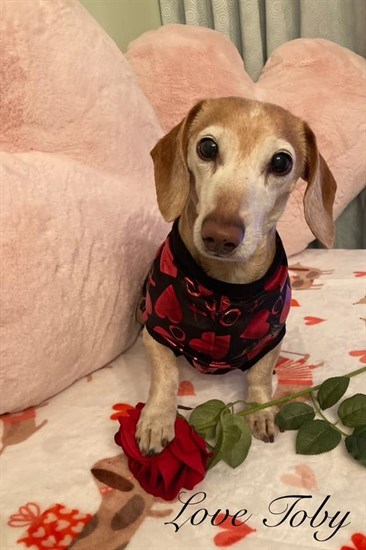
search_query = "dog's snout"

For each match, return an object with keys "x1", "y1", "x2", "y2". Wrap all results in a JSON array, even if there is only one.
[{"x1": 201, "y1": 218, "x2": 245, "y2": 256}]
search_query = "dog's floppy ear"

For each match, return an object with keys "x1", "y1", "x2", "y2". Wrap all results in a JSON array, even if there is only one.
[
  {"x1": 151, "y1": 101, "x2": 204, "y2": 222},
  {"x1": 302, "y1": 123, "x2": 337, "y2": 248}
]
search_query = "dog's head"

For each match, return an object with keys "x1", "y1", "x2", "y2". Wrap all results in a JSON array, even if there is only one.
[{"x1": 151, "y1": 97, "x2": 336, "y2": 261}]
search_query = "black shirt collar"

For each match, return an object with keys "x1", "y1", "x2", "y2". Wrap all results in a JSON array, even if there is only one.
[{"x1": 169, "y1": 219, "x2": 287, "y2": 298}]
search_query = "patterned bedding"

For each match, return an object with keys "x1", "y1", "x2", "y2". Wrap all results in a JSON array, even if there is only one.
[{"x1": 1, "y1": 248, "x2": 365, "y2": 550}]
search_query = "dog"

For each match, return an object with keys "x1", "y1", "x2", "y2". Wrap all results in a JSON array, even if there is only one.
[{"x1": 136, "y1": 97, "x2": 336, "y2": 456}]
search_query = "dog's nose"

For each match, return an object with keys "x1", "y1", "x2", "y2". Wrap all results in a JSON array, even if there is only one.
[{"x1": 201, "y1": 218, "x2": 245, "y2": 255}]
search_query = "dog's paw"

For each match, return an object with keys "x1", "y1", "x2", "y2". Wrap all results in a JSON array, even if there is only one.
[
  {"x1": 246, "y1": 406, "x2": 278, "y2": 443},
  {"x1": 136, "y1": 403, "x2": 176, "y2": 456}
]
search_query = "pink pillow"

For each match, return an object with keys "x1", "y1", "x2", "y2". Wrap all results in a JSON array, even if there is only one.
[
  {"x1": 126, "y1": 25, "x2": 366, "y2": 255},
  {"x1": 0, "y1": 0, "x2": 168, "y2": 413}
]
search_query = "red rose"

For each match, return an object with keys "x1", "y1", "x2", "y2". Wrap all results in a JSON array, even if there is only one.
[{"x1": 114, "y1": 403, "x2": 211, "y2": 501}]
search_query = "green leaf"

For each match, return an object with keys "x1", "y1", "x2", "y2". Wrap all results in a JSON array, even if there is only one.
[
  {"x1": 223, "y1": 415, "x2": 252, "y2": 468},
  {"x1": 208, "y1": 414, "x2": 241, "y2": 469},
  {"x1": 345, "y1": 425, "x2": 366, "y2": 467},
  {"x1": 275, "y1": 403, "x2": 315, "y2": 430},
  {"x1": 296, "y1": 420, "x2": 342, "y2": 455},
  {"x1": 338, "y1": 394, "x2": 366, "y2": 427},
  {"x1": 202, "y1": 424, "x2": 218, "y2": 441},
  {"x1": 317, "y1": 376, "x2": 350, "y2": 410},
  {"x1": 189, "y1": 399, "x2": 226, "y2": 438}
]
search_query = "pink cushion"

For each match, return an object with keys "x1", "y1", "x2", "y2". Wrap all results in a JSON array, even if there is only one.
[
  {"x1": 0, "y1": 0, "x2": 168, "y2": 413},
  {"x1": 126, "y1": 25, "x2": 366, "y2": 255}
]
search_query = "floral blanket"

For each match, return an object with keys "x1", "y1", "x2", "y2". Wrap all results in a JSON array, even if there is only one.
[{"x1": 1, "y1": 248, "x2": 365, "y2": 550}]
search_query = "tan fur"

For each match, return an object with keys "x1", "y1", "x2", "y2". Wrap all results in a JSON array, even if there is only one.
[
  {"x1": 151, "y1": 101, "x2": 204, "y2": 222},
  {"x1": 303, "y1": 124, "x2": 337, "y2": 248},
  {"x1": 137, "y1": 97, "x2": 336, "y2": 454}
]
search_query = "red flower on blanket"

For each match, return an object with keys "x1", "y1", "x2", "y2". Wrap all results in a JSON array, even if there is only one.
[
  {"x1": 114, "y1": 403, "x2": 211, "y2": 501},
  {"x1": 341, "y1": 533, "x2": 366, "y2": 550}
]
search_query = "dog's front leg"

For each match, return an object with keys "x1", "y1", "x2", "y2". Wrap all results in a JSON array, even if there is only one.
[
  {"x1": 246, "y1": 343, "x2": 281, "y2": 443},
  {"x1": 136, "y1": 327, "x2": 179, "y2": 455}
]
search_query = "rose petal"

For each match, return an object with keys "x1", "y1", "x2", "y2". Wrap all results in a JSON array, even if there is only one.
[
  {"x1": 115, "y1": 424, "x2": 142, "y2": 462},
  {"x1": 164, "y1": 467, "x2": 188, "y2": 501},
  {"x1": 170, "y1": 421, "x2": 209, "y2": 473},
  {"x1": 170, "y1": 443, "x2": 206, "y2": 475},
  {"x1": 155, "y1": 450, "x2": 183, "y2": 487},
  {"x1": 182, "y1": 469, "x2": 205, "y2": 491},
  {"x1": 130, "y1": 460, "x2": 172, "y2": 499}
]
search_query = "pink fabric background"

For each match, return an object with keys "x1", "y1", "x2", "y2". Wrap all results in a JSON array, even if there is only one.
[
  {"x1": 0, "y1": 0, "x2": 168, "y2": 413},
  {"x1": 1, "y1": 6, "x2": 365, "y2": 413}
]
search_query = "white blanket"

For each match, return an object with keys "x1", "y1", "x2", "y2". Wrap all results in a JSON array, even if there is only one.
[{"x1": 1, "y1": 248, "x2": 365, "y2": 550}]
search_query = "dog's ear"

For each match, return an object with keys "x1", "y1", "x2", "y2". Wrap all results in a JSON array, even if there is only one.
[
  {"x1": 151, "y1": 101, "x2": 204, "y2": 222},
  {"x1": 302, "y1": 123, "x2": 337, "y2": 248}
]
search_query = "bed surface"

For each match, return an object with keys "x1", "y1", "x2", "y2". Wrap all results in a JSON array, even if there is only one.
[{"x1": 1, "y1": 248, "x2": 365, "y2": 550}]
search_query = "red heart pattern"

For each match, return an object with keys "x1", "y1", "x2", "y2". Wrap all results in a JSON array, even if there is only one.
[
  {"x1": 281, "y1": 464, "x2": 317, "y2": 490},
  {"x1": 213, "y1": 513, "x2": 256, "y2": 547},
  {"x1": 304, "y1": 316, "x2": 326, "y2": 325},
  {"x1": 178, "y1": 380, "x2": 196, "y2": 396},
  {"x1": 240, "y1": 310, "x2": 270, "y2": 339},
  {"x1": 189, "y1": 332, "x2": 231, "y2": 360},
  {"x1": 159, "y1": 240, "x2": 178, "y2": 278},
  {"x1": 349, "y1": 350, "x2": 366, "y2": 364},
  {"x1": 155, "y1": 285, "x2": 183, "y2": 324}
]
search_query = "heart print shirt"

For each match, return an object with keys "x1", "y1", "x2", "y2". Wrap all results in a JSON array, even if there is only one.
[{"x1": 140, "y1": 221, "x2": 291, "y2": 374}]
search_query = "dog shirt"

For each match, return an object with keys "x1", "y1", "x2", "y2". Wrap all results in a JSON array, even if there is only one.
[{"x1": 140, "y1": 220, "x2": 291, "y2": 375}]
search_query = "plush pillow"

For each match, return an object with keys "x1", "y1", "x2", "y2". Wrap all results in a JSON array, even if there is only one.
[
  {"x1": 126, "y1": 25, "x2": 366, "y2": 256},
  {"x1": 0, "y1": 0, "x2": 168, "y2": 413}
]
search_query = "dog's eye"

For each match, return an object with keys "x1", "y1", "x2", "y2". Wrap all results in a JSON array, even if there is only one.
[
  {"x1": 197, "y1": 138, "x2": 218, "y2": 161},
  {"x1": 270, "y1": 152, "x2": 293, "y2": 175}
]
